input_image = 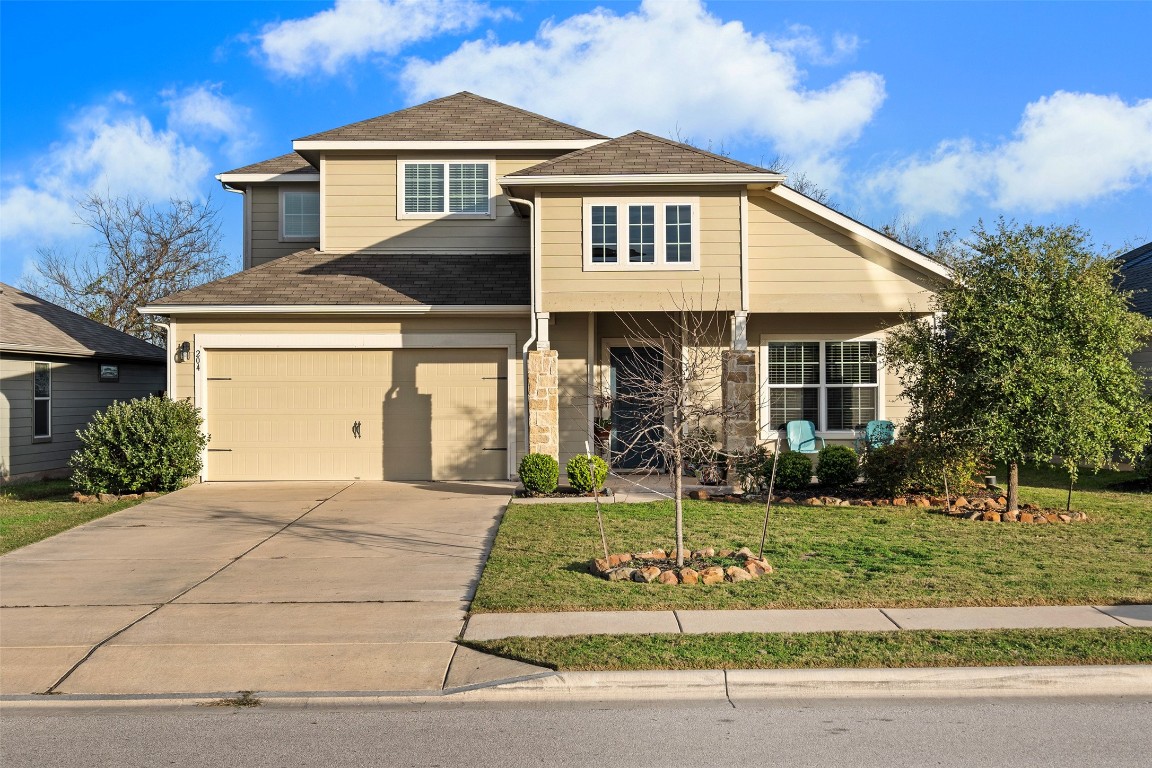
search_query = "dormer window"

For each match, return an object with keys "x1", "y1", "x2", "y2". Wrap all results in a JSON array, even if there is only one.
[
  {"x1": 583, "y1": 198, "x2": 699, "y2": 271},
  {"x1": 399, "y1": 160, "x2": 494, "y2": 219}
]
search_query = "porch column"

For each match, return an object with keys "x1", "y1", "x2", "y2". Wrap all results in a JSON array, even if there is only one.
[
  {"x1": 723, "y1": 349, "x2": 758, "y2": 481},
  {"x1": 527, "y1": 348, "x2": 559, "y2": 459}
]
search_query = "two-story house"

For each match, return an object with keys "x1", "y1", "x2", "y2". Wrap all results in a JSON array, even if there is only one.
[{"x1": 142, "y1": 92, "x2": 949, "y2": 482}]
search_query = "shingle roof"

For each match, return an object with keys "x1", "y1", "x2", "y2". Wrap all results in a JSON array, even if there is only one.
[
  {"x1": 506, "y1": 131, "x2": 775, "y2": 177},
  {"x1": 297, "y1": 92, "x2": 608, "y2": 142},
  {"x1": 221, "y1": 152, "x2": 316, "y2": 176},
  {"x1": 0, "y1": 283, "x2": 165, "y2": 361},
  {"x1": 1116, "y1": 242, "x2": 1152, "y2": 317},
  {"x1": 149, "y1": 250, "x2": 529, "y2": 307}
]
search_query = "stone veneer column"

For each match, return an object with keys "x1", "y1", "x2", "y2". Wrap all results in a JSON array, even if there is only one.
[
  {"x1": 724, "y1": 350, "x2": 758, "y2": 480},
  {"x1": 527, "y1": 349, "x2": 559, "y2": 459}
]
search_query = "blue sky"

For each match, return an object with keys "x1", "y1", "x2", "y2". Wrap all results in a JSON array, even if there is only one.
[{"x1": 2, "y1": 0, "x2": 1150, "y2": 286}]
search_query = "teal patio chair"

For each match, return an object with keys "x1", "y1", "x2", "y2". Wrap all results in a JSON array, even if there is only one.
[
  {"x1": 785, "y1": 420, "x2": 825, "y2": 455},
  {"x1": 854, "y1": 419, "x2": 895, "y2": 454}
]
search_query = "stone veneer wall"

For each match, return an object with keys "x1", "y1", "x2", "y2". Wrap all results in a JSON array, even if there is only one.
[
  {"x1": 723, "y1": 350, "x2": 758, "y2": 479},
  {"x1": 527, "y1": 349, "x2": 559, "y2": 458}
]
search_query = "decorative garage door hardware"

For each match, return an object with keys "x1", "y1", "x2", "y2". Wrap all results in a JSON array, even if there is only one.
[{"x1": 352, "y1": 421, "x2": 362, "y2": 438}]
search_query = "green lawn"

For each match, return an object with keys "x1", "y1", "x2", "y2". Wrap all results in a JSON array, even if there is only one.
[
  {"x1": 0, "y1": 480, "x2": 148, "y2": 554},
  {"x1": 467, "y1": 628, "x2": 1152, "y2": 671},
  {"x1": 472, "y1": 465, "x2": 1151, "y2": 613}
]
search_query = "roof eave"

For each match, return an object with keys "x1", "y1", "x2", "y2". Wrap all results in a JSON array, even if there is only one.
[
  {"x1": 216, "y1": 172, "x2": 320, "y2": 184},
  {"x1": 140, "y1": 304, "x2": 532, "y2": 316},
  {"x1": 498, "y1": 173, "x2": 786, "y2": 187},
  {"x1": 0, "y1": 343, "x2": 165, "y2": 362},
  {"x1": 293, "y1": 139, "x2": 607, "y2": 152}
]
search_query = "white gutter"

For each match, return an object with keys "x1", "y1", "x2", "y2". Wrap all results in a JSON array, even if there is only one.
[
  {"x1": 293, "y1": 139, "x2": 604, "y2": 152},
  {"x1": 505, "y1": 195, "x2": 537, "y2": 458},
  {"x1": 216, "y1": 173, "x2": 319, "y2": 184},
  {"x1": 139, "y1": 304, "x2": 530, "y2": 316},
  {"x1": 499, "y1": 173, "x2": 785, "y2": 187},
  {"x1": 153, "y1": 320, "x2": 174, "y2": 397}
]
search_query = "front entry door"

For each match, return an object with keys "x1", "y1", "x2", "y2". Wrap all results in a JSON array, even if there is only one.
[{"x1": 610, "y1": 345, "x2": 664, "y2": 469}]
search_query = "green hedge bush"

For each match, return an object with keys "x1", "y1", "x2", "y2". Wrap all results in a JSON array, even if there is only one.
[
  {"x1": 518, "y1": 453, "x2": 559, "y2": 495},
  {"x1": 566, "y1": 454, "x2": 609, "y2": 495},
  {"x1": 861, "y1": 441, "x2": 914, "y2": 497},
  {"x1": 70, "y1": 396, "x2": 209, "y2": 494},
  {"x1": 773, "y1": 451, "x2": 813, "y2": 491},
  {"x1": 816, "y1": 444, "x2": 859, "y2": 488}
]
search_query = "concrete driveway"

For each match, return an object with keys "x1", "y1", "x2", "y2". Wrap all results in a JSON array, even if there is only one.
[{"x1": 0, "y1": 481, "x2": 542, "y2": 696}]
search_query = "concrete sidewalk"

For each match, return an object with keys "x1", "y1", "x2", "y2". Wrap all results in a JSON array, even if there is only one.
[{"x1": 464, "y1": 604, "x2": 1152, "y2": 641}]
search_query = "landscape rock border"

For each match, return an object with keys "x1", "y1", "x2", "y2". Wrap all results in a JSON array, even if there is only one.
[
  {"x1": 590, "y1": 546, "x2": 773, "y2": 586},
  {"x1": 72, "y1": 491, "x2": 160, "y2": 504}
]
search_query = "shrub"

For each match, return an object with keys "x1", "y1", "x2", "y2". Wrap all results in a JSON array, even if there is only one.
[
  {"x1": 567, "y1": 454, "x2": 609, "y2": 495},
  {"x1": 861, "y1": 441, "x2": 914, "y2": 497},
  {"x1": 816, "y1": 445, "x2": 859, "y2": 488},
  {"x1": 518, "y1": 453, "x2": 559, "y2": 495},
  {"x1": 70, "y1": 396, "x2": 209, "y2": 495},
  {"x1": 733, "y1": 445, "x2": 771, "y2": 493},
  {"x1": 773, "y1": 451, "x2": 813, "y2": 491}
]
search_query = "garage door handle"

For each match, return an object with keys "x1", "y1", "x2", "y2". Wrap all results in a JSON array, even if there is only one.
[
  {"x1": 207, "y1": 449, "x2": 232, "y2": 452},
  {"x1": 353, "y1": 421, "x2": 361, "y2": 439},
  {"x1": 482, "y1": 447, "x2": 507, "y2": 451}
]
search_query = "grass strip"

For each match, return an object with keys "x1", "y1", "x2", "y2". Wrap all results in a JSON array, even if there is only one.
[
  {"x1": 0, "y1": 480, "x2": 147, "y2": 554},
  {"x1": 466, "y1": 628, "x2": 1152, "y2": 671}
]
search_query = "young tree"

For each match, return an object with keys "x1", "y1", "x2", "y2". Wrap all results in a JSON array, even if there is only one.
[
  {"x1": 885, "y1": 219, "x2": 1152, "y2": 511},
  {"x1": 27, "y1": 194, "x2": 231, "y2": 346},
  {"x1": 605, "y1": 304, "x2": 750, "y2": 567}
]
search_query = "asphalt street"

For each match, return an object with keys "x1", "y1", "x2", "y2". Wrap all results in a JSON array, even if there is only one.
[{"x1": 3, "y1": 695, "x2": 1150, "y2": 767}]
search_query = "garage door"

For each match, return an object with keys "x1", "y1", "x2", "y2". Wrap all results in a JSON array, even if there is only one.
[{"x1": 204, "y1": 348, "x2": 507, "y2": 481}]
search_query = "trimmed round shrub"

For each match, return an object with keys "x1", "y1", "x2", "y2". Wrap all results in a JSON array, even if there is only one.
[
  {"x1": 816, "y1": 444, "x2": 859, "y2": 488},
  {"x1": 70, "y1": 396, "x2": 209, "y2": 495},
  {"x1": 567, "y1": 454, "x2": 609, "y2": 495},
  {"x1": 518, "y1": 452, "x2": 559, "y2": 495},
  {"x1": 861, "y1": 441, "x2": 914, "y2": 497},
  {"x1": 772, "y1": 451, "x2": 813, "y2": 491}
]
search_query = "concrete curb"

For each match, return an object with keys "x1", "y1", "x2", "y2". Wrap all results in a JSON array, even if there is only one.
[{"x1": 3, "y1": 665, "x2": 1149, "y2": 711}]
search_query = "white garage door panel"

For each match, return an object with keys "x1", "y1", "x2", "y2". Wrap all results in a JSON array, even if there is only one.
[{"x1": 205, "y1": 348, "x2": 506, "y2": 481}]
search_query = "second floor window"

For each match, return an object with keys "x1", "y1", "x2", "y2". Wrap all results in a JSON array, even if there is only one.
[
  {"x1": 583, "y1": 199, "x2": 699, "y2": 270},
  {"x1": 281, "y1": 189, "x2": 320, "y2": 240},
  {"x1": 402, "y1": 162, "x2": 491, "y2": 217}
]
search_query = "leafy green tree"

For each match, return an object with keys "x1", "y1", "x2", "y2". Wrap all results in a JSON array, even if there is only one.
[{"x1": 885, "y1": 219, "x2": 1152, "y2": 511}]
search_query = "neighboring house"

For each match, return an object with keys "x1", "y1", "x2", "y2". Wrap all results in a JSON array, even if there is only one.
[
  {"x1": 141, "y1": 92, "x2": 950, "y2": 482},
  {"x1": 0, "y1": 284, "x2": 167, "y2": 483},
  {"x1": 1116, "y1": 241, "x2": 1152, "y2": 391}
]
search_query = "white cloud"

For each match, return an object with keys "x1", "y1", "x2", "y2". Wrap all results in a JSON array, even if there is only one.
[
  {"x1": 164, "y1": 84, "x2": 255, "y2": 162},
  {"x1": 256, "y1": 0, "x2": 510, "y2": 76},
  {"x1": 0, "y1": 98, "x2": 211, "y2": 242},
  {"x1": 401, "y1": 0, "x2": 885, "y2": 179},
  {"x1": 872, "y1": 91, "x2": 1152, "y2": 218}
]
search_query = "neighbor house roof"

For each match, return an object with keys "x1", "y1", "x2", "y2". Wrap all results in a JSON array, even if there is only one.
[
  {"x1": 220, "y1": 152, "x2": 316, "y2": 177},
  {"x1": 295, "y1": 92, "x2": 608, "y2": 143},
  {"x1": 505, "y1": 131, "x2": 779, "y2": 177},
  {"x1": 1116, "y1": 241, "x2": 1152, "y2": 317},
  {"x1": 144, "y1": 250, "x2": 529, "y2": 310},
  {"x1": 0, "y1": 283, "x2": 165, "y2": 361}
]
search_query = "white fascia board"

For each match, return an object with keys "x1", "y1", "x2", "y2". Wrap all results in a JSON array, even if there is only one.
[
  {"x1": 769, "y1": 185, "x2": 954, "y2": 280},
  {"x1": 140, "y1": 304, "x2": 531, "y2": 316},
  {"x1": 216, "y1": 173, "x2": 320, "y2": 183},
  {"x1": 498, "y1": 173, "x2": 785, "y2": 186},
  {"x1": 292, "y1": 139, "x2": 605, "y2": 151}
]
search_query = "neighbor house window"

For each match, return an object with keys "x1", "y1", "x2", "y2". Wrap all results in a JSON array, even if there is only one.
[
  {"x1": 764, "y1": 340, "x2": 880, "y2": 432},
  {"x1": 401, "y1": 161, "x2": 492, "y2": 217},
  {"x1": 280, "y1": 189, "x2": 320, "y2": 240},
  {"x1": 33, "y1": 362, "x2": 51, "y2": 439},
  {"x1": 584, "y1": 199, "x2": 699, "y2": 270}
]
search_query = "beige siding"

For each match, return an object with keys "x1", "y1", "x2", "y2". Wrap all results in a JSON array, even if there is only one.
[
  {"x1": 0, "y1": 354, "x2": 165, "y2": 482},
  {"x1": 250, "y1": 184, "x2": 320, "y2": 268},
  {"x1": 747, "y1": 193, "x2": 942, "y2": 313},
  {"x1": 551, "y1": 312, "x2": 593, "y2": 472},
  {"x1": 323, "y1": 153, "x2": 554, "y2": 254},
  {"x1": 167, "y1": 315, "x2": 531, "y2": 470},
  {"x1": 539, "y1": 187, "x2": 743, "y2": 313}
]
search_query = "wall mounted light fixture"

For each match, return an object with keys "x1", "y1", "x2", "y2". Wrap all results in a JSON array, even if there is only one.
[{"x1": 174, "y1": 341, "x2": 191, "y2": 363}]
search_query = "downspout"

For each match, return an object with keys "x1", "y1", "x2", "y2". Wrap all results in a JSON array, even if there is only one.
[
  {"x1": 154, "y1": 320, "x2": 173, "y2": 398},
  {"x1": 221, "y1": 183, "x2": 248, "y2": 270},
  {"x1": 506, "y1": 196, "x2": 537, "y2": 458}
]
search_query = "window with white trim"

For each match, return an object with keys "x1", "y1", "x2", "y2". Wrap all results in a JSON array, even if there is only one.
[
  {"x1": 583, "y1": 199, "x2": 699, "y2": 270},
  {"x1": 280, "y1": 189, "x2": 320, "y2": 240},
  {"x1": 764, "y1": 340, "x2": 880, "y2": 431},
  {"x1": 400, "y1": 161, "x2": 492, "y2": 218},
  {"x1": 33, "y1": 361, "x2": 51, "y2": 439}
]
